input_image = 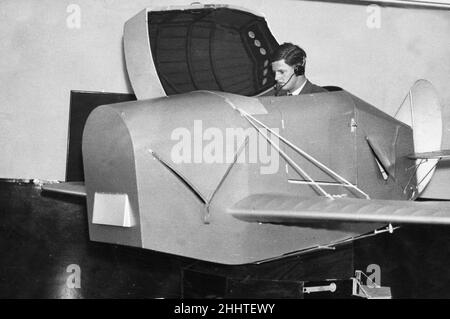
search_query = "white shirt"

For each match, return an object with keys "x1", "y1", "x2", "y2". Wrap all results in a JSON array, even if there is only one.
[{"x1": 289, "y1": 80, "x2": 307, "y2": 96}]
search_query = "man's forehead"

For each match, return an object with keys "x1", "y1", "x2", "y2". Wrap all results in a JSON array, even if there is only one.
[{"x1": 271, "y1": 59, "x2": 290, "y2": 69}]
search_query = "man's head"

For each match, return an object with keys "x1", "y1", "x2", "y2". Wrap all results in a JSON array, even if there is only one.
[{"x1": 271, "y1": 43, "x2": 307, "y2": 92}]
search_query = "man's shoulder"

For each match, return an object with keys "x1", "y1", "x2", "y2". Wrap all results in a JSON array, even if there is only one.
[{"x1": 302, "y1": 80, "x2": 328, "y2": 94}]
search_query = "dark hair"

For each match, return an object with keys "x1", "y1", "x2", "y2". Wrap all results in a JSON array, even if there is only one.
[{"x1": 271, "y1": 42, "x2": 306, "y2": 67}]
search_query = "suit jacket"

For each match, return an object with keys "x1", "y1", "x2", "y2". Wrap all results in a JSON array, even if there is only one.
[{"x1": 299, "y1": 80, "x2": 328, "y2": 94}]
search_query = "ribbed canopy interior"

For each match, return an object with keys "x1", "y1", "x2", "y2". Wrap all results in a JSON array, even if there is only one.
[{"x1": 148, "y1": 7, "x2": 278, "y2": 96}]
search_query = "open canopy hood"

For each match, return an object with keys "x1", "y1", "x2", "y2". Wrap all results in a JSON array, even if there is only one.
[{"x1": 124, "y1": 4, "x2": 279, "y2": 99}]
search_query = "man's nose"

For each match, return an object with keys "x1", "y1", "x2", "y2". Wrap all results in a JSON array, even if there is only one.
[{"x1": 275, "y1": 73, "x2": 282, "y2": 81}]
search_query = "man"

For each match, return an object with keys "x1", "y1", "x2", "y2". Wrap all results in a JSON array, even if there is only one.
[{"x1": 271, "y1": 42, "x2": 327, "y2": 96}]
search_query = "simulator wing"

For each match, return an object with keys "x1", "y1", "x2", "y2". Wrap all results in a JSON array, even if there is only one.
[
  {"x1": 41, "y1": 181, "x2": 86, "y2": 197},
  {"x1": 229, "y1": 193, "x2": 450, "y2": 225},
  {"x1": 408, "y1": 150, "x2": 450, "y2": 160}
]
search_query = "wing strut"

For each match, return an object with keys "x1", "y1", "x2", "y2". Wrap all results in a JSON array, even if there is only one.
[
  {"x1": 237, "y1": 108, "x2": 370, "y2": 199},
  {"x1": 243, "y1": 112, "x2": 333, "y2": 199}
]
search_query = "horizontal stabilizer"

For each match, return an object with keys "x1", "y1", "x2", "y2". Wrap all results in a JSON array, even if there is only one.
[
  {"x1": 229, "y1": 194, "x2": 450, "y2": 225},
  {"x1": 407, "y1": 150, "x2": 450, "y2": 160}
]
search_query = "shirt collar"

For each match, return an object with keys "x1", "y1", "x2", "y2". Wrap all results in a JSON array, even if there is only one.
[{"x1": 289, "y1": 80, "x2": 307, "y2": 96}]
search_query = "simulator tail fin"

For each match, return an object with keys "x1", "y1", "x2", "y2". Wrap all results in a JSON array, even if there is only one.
[{"x1": 394, "y1": 79, "x2": 443, "y2": 196}]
